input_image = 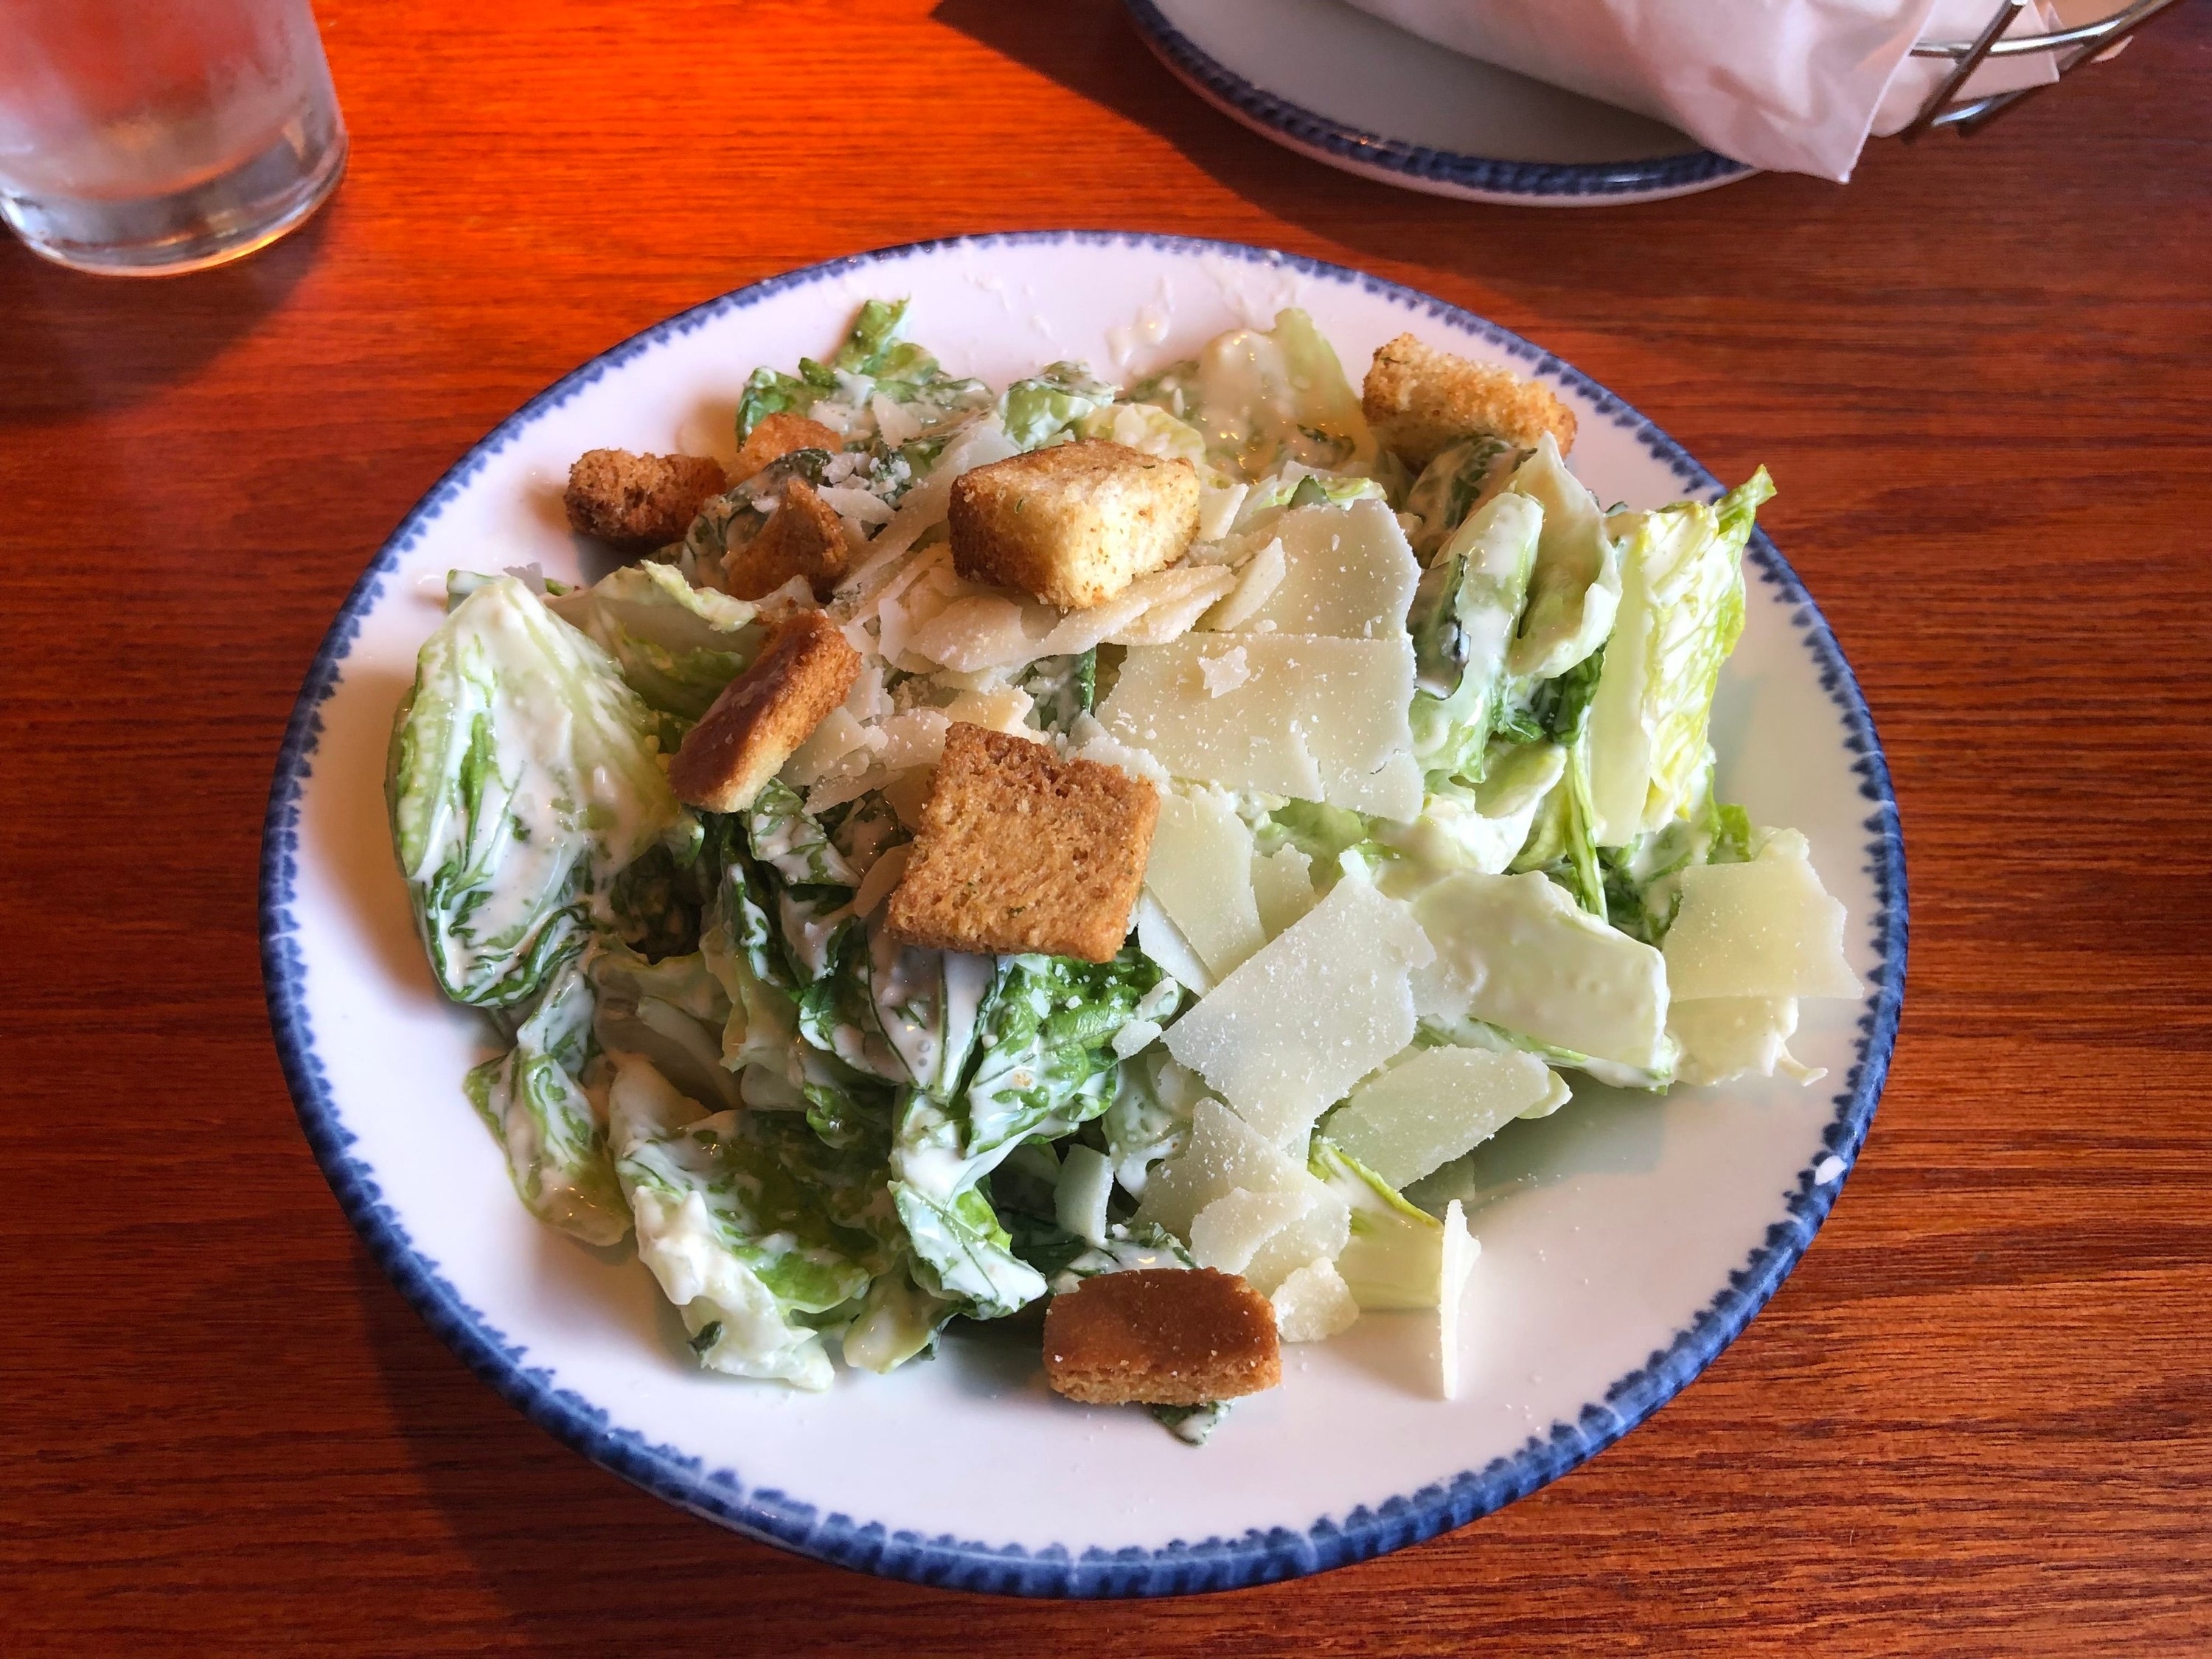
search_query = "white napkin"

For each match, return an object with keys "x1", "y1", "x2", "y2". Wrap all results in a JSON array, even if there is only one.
[{"x1": 1340, "y1": 0, "x2": 2067, "y2": 181}]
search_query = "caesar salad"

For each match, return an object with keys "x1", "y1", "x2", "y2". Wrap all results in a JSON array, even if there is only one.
[{"x1": 386, "y1": 299, "x2": 1860, "y2": 1441}]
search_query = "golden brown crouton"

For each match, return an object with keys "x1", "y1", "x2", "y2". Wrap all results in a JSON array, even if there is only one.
[
  {"x1": 564, "y1": 449, "x2": 727, "y2": 552},
  {"x1": 949, "y1": 439, "x2": 1200, "y2": 610},
  {"x1": 1043, "y1": 1269, "x2": 1281, "y2": 1406},
  {"x1": 1362, "y1": 334, "x2": 1578, "y2": 469},
  {"x1": 883, "y1": 723, "x2": 1158, "y2": 964},
  {"x1": 667, "y1": 610, "x2": 860, "y2": 813},
  {"x1": 725, "y1": 477, "x2": 852, "y2": 601},
  {"x1": 731, "y1": 411, "x2": 843, "y2": 484}
]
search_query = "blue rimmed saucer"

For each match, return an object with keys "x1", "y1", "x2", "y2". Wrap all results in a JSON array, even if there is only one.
[{"x1": 1125, "y1": 0, "x2": 1753, "y2": 205}]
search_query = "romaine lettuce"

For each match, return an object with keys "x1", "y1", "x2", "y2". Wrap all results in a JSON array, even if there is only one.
[
  {"x1": 464, "y1": 959, "x2": 629, "y2": 1245},
  {"x1": 387, "y1": 576, "x2": 681, "y2": 1007},
  {"x1": 548, "y1": 563, "x2": 763, "y2": 721},
  {"x1": 1506, "y1": 436, "x2": 1621, "y2": 680},
  {"x1": 1585, "y1": 470, "x2": 1775, "y2": 846}
]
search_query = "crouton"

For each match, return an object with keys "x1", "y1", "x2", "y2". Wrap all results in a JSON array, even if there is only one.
[
  {"x1": 732, "y1": 411, "x2": 843, "y2": 484},
  {"x1": 1361, "y1": 333, "x2": 1578, "y2": 469},
  {"x1": 883, "y1": 723, "x2": 1158, "y2": 963},
  {"x1": 667, "y1": 610, "x2": 861, "y2": 812},
  {"x1": 949, "y1": 439, "x2": 1200, "y2": 610},
  {"x1": 564, "y1": 449, "x2": 728, "y2": 552},
  {"x1": 1043, "y1": 1268, "x2": 1281, "y2": 1405},
  {"x1": 725, "y1": 477, "x2": 851, "y2": 601}
]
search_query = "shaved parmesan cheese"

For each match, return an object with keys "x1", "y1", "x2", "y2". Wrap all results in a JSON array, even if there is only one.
[
  {"x1": 1272, "y1": 1258, "x2": 1360, "y2": 1343},
  {"x1": 1197, "y1": 646, "x2": 1250, "y2": 697},
  {"x1": 782, "y1": 706, "x2": 869, "y2": 787},
  {"x1": 1105, "y1": 566, "x2": 1238, "y2": 647},
  {"x1": 1145, "y1": 790, "x2": 1265, "y2": 981},
  {"x1": 1166, "y1": 874, "x2": 1433, "y2": 1147},
  {"x1": 1669, "y1": 995, "x2": 1823, "y2": 1086},
  {"x1": 1099, "y1": 633, "x2": 1421, "y2": 821},
  {"x1": 869, "y1": 392, "x2": 921, "y2": 448},
  {"x1": 1250, "y1": 844, "x2": 1315, "y2": 938},
  {"x1": 1133, "y1": 892, "x2": 1213, "y2": 995},
  {"x1": 1189, "y1": 1188, "x2": 1310, "y2": 1274},
  {"x1": 1197, "y1": 481, "x2": 1249, "y2": 542},
  {"x1": 851, "y1": 842, "x2": 912, "y2": 917},
  {"x1": 1110, "y1": 1018, "x2": 1163, "y2": 1060},
  {"x1": 1438, "y1": 1200, "x2": 1478, "y2": 1400},
  {"x1": 1412, "y1": 871, "x2": 1672, "y2": 1078},
  {"x1": 1238, "y1": 498, "x2": 1419, "y2": 639},
  {"x1": 1206, "y1": 536, "x2": 1286, "y2": 630},
  {"x1": 944, "y1": 683, "x2": 1034, "y2": 734},
  {"x1": 1664, "y1": 833, "x2": 1863, "y2": 1001},
  {"x1": 846, "y1": 417, "x2": 1019, "y2": 580},
  {"x1": 815, "y1": 484, "x2": 894, "y2": 526},
  {"x1": 1068, "y1": 714, "x2": 1169, "y2": 788},
  {"x1": 804, "y1": 711, "x2": 950, "y2": 814},
  {"x1": 1243, "y1": 1189, "x2": 1350, "y2": 1293},
  {"x1": 906, "y1": 594, "x2": 1053, "y2": 672},
  {"x1": 1328, "y1": 1048, "x2": 1569, "y2": 1189},
  {"x1": 1135, "y1": 1098, "x2": 1311, "y2": 1239}
]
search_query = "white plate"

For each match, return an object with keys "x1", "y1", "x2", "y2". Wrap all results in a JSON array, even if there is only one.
[
  {"x1": 262, "y1": 232, "x2": 1903, "y2": 1596},
  {"x1": 1126, "y1": 0, "x2": 1753, "y2": 205}
]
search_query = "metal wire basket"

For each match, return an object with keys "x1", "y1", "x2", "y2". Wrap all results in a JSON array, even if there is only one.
[{"x1": 1901, "y1": 0, "x2": 2190, "y2": 138}]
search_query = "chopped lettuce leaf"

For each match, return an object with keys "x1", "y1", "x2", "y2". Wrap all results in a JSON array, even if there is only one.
[
  {"x1": 1506, "y1": 436, "x2": 1621, "y2": 680},
  {"x1": 612, "y1": 1057, "x2": 886, "y2": 1388},
  {"x1": 1586, "y1": 470, "x2": 1773, "y2": 846},
  {"x1": 1133, "y1": 308, "x2": 1377, "y2": 480},
  {"x1": 387, "y1": 576, "x2": 681, "y2": 1007},
  {"x1": 1001, "y1": 362, "x2": 1118, "y2": 450},
  {"x1": 548, "y1": 563, "x2": 764, "y2": 721},
  {"x1": 464, "y1": 959, "x2": 628, "y2": 1245},
  {"x1": 1309, "y1": 1140, "x2": 1446, "y2": 1311},
  {"x1": 1402, "y1": 433, "x2": 1525, "y2": 558},
  {"x1": 1408, "y1": 490, "x2": 1543, "y2": 782}
]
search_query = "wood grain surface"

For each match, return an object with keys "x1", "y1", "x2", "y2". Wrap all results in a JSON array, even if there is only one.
[{"x1": 4, "y1": 1, "x2": 2208, "y2": 1652}]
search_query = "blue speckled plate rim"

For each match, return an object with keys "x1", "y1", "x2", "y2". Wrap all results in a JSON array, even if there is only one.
[
  {"x1": 260, "y1": 229, "x2": 1905, "y2": 1599},
  {"x1": 1119, "y1": 0, "x2": 1752, "y2": 201}
]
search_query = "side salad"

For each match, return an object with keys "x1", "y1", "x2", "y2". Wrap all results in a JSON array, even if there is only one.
[{"x1": 386, "y1": 299, "x2": 1860, "y2": 1437}]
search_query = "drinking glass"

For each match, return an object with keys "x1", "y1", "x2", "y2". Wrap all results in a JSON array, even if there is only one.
[{"x1": 0, "y1": 0, "x2": 347, "y2": 276}]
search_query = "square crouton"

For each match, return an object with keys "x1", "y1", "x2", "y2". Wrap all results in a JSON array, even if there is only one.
[
  {"x1": 949, "y1": 439, "x2": 1200, "y2": 610},
  {"x1": 564, "y1": 450, "x2": 728, "y2": 552},
  {"x1": 725, "y1": 477, "x2": 852, "y2": 601},
  {"x1": 1362, "y1": 334, "x2": 1579, "y2": 469},
  {"x1": 1043, "y1": 1269, "x2": 1281, "y2": 1405},
  {"x1": 731, "y1": 410, "x2": 843, "y2": 484},
  {"x1": 883, "y1": 723, "x2": 1158, "y2": 963},
  {"x1": 667, "y1": 610, "x2": 861, "y2": 813}
]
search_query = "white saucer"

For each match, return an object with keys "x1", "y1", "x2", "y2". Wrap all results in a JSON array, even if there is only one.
[{"x1": 1126, "y1": 0, "x2": 1753, "y2": 206}]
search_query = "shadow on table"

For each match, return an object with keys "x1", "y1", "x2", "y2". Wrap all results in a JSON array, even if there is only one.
[
  {"x1": 351, "y1": 1250, "x2": 1315, "y2": 1645},
  {"x1": 927, "y1": 0, "x2": 1790, "y2": 287},
  {"x1": 0, "y1": 195, "x2": 332, "y2": 425}
]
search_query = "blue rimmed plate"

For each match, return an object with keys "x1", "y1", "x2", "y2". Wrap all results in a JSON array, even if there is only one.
[
  {"x1": 261, "y1": 231, "x2": 1901, "y2": 1596},
  {"x1": 1125, "y1": 0, "x2": 1753, "y2": 206}
]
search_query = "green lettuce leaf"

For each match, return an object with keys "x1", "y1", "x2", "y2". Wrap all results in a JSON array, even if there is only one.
[
  {"x1": 386, "y1": 575, "x2": 680, "y2": 1007},
  {"x1": 1408, "y1": 490, "x2": 1544, "y2": 784},
  {"x1": 1001, "y1": 361, "x2": 1118, "y2": 450},
  {"x1": 1506, "y1": 436, "x2": 1621, "y2": 681},
  {"x1": 463, "y1": 958, "x2": 628, "y2": 1245},
  {"x1": 1585, "y1": 470, "x2": 1775, "y2": 847},
  {"x1": 1402, "y1": 433, "x2": 1525, "y2": 559},
  {"x1": 548, "y1": 563, "x2": 764, "y2": 721},
  {"x1": 612, "y1": 1057, "x2": 887, "y2": 1390}
]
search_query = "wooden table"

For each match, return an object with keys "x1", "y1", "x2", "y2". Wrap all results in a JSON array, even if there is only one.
[{"x1": 7, "y1": 1, "x2": 2208, "y2": 1650}]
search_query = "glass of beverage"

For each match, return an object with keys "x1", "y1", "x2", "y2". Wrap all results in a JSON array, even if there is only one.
[{"x1": 0, "y1": 0, "x2": 347, "y2": 276}]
